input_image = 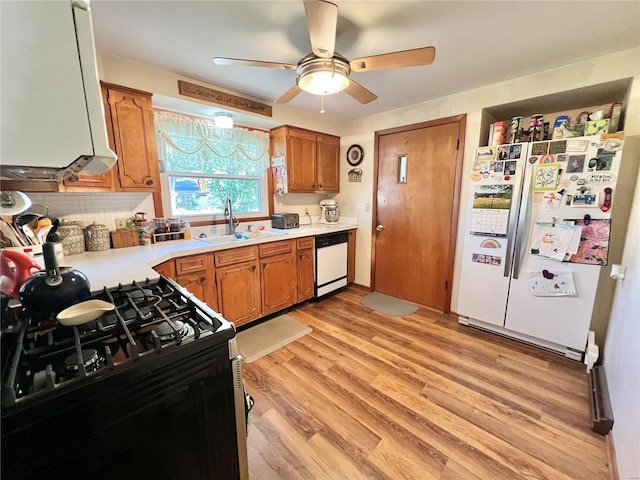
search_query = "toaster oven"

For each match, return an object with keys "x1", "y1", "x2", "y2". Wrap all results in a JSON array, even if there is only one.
[{"x1": 271, "y1": 213, "x2": 299, "y2": 229}]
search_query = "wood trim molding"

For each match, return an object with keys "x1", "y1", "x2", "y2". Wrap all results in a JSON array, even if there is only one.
[{"x1": 606, "y1": 434, "x2": 619, "y2": 480}]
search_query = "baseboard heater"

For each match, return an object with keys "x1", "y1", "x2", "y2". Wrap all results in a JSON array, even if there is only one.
[{"x1": 588, "y1": 365, "x2": 614, "y2": 435}]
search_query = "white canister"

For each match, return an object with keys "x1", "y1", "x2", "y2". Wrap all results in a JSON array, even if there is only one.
[{"x1": 84, "y1": 222, "x2": 111, "y2": 251}]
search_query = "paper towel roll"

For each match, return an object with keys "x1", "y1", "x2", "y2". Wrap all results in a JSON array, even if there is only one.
[{"x1": 610, "y1": 264, "x2": 625, "y2": 280}]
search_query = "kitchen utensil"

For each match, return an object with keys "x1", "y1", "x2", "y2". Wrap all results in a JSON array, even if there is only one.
[
  {"x1": 0, "y1": 250, "x2": 43, "y2": 299},
  {"x1": 0, "y1": 191, "x2": 31, "y2": 216},
  {"x1": 0, "y1": 218, "x2": 24, "y2": 247},
  {"x1": 83, "y1": 222, "x2": 110, "y2": 251},
  {"x1": 37, "y1": 225, "x2": 53, "y2": 245},
  {"x1": 56, "y1": 299, "x2": 115, "y2": 326},
  {"x1": 19, "y1": 242, "x2": 91, "y2": 319}
]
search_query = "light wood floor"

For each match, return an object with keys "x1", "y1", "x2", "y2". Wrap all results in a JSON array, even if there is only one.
[{"x1": 242, "y1": 287, "x2": 610, "y2": 480}]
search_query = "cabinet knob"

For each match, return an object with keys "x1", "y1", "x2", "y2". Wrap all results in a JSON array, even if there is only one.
[
  {"x1": 198, "y1": 276, "x2": 206, "y2": 285},
  {"x1": 145, "y1": 179, "x2": 154, "y2": 186},
  {"x1": 250, "y1": 265, "x2": 256, "y2": 272}
]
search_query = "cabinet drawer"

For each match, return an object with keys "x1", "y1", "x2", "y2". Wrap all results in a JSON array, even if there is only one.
[
  {"x1": 215, "y1": 246, "x2": 259, "y2": 267},
  {"x1": 259, "y1": 240, "x2": 293, "y2": 258},
  {"x1": 175, "y1": 254, "x2": 211, "y2": 275},
  {"x1": 296, "y1": 237, "x2": 314, "y2": 250}
]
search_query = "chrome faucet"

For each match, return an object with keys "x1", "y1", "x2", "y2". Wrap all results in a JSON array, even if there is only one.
[{"x1": 224, "y1": 196, "x2": 239, "y2": 235}]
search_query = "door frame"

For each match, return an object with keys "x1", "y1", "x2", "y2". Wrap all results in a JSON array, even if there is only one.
[{"x1": 370, "y1": 114, "x2": 466, "y2": 314}]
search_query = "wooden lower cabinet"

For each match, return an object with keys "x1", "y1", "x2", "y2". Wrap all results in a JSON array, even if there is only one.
[
  {"x1": 296, "y1": 237, "x2": 315, "y2": 302},
  {"x1": 153, "y1": 260, "x2": 176, "y2": 279},
  {"x1": 260, "y1": 241, "x2": 296, "y2": 316},
  {"x1": 215, "y1": 247, "x2": 261, "y2": 327}
]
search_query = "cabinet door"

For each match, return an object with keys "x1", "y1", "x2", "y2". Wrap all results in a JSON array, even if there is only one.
[
  {"x1": 105, "y1": 85, "x2": 160, "y2": 191},
  {"x1": 296, "y1": 248, "x2": 315, "y2": 302},
  {"x1": 316, "y1": 134, "x2": 340, "y2": 192},
  {"x1": 347, "y1": 229, "x2": 356, "y2": 283},
  {"x1": 261, "y1": 252, "x2": 296, "y2": 316},
  {"x1": 176, "y1": 271, "x2": 219, "y2": 312},
  {"x1": 216, "y1": 261, "x2": 261, "y2": 327},
  {"x1": 287, "y1": 129, "x2": 317, "y2": 192}
]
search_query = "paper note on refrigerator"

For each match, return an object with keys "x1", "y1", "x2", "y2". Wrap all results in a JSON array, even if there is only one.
[
  {"x1": 469, "y1": 184, "x2": 513, "y2": 237},
  {"x1": 566, "y1": 219, "x2": 611, "y2": 265},
  {"x1": 530, "y1": 222, "x2": 583, "y2": 262}
]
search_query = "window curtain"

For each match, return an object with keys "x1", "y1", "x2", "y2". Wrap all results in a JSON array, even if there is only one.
[{"x1": 153, "y1": 110, "x2": 270, "y2": 175}]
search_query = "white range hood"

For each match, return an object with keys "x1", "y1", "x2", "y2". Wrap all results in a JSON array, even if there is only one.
[{"x1": 0, "y1": 0, "x2": 116, "y2": 181}]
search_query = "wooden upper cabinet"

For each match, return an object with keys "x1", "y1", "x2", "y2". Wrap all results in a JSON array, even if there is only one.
[
  {"x1": 316, "y1": 134, "x2": 340, "y2": 192},
  {"x1": 103, "y1": 83, "x2": 160, "y2": 192},
  {"x1": 271, "y1": 125, "x2": 340, "y2": 193}
]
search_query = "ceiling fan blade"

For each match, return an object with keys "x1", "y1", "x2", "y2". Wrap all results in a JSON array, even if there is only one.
[
  {"x1": 350, "y1": 47, "x2": 436, "y2": 72},
  {"x1": 274, "y1": 85, "x2": 303, "y2": 104},
  {"x1": 344, "y1": 80, "x2": 377, "y2": 105},
  {"x1": 304, "y1": 0, "x2": 337, "y2": 59},
  {"x1": 213, "y1": 57, "x2": 296, "y2": 70}
]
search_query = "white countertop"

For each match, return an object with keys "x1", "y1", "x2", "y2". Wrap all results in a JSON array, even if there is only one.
[{"x1": 49, "y1": 222, "x2": 356, "y2": 289}]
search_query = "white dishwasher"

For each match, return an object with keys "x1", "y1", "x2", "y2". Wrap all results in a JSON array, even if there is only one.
[{"x1": 315, "y1": 231, "x2": 349, "y2": 297}]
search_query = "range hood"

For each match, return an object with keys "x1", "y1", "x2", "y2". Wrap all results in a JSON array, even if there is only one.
[{"x1": 0, "y1": 0, "x2": 116, "y2": 182}]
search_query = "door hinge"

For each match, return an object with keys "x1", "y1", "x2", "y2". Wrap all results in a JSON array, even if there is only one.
[
  {"x1": 456, "y1": 139, "x2": 460, "y2": 150},
  {"x1": 445, "y1": 280, "x2": 449, "y2": 291}
]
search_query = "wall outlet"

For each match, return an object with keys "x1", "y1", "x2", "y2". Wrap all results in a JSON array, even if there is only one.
[{"x1": 115, "y1": 218, "x2": 128, "y2": 230}]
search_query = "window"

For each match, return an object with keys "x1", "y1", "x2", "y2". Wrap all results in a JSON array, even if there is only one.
[{"x1": 154, "y1": 110, "x2": 271, "y2": 220}]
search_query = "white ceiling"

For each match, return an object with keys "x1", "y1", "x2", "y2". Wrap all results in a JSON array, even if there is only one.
[{"x1": 91, "y1": 1, "x2": 640, "y2": 127}]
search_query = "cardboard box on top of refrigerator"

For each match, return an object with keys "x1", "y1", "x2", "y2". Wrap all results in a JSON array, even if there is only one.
[
  {"x1": 491, "y1": 121, "x2": 507, "y2": 146},
  {"x1": 584, "y1": 119, "x2": 610, "y2": 136}
]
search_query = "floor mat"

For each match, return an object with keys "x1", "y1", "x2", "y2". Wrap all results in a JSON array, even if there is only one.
[
  {"x1": 361, "y1": 292, "x2": 419, "y2": 316},
  {"x1": 236, "y1": 314, "x2": 312, "y2": 363}
]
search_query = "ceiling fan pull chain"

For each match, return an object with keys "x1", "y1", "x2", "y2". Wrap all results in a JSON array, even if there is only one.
[{"x1": 320, "y1": 95, "x2": 325, "y2": 114}]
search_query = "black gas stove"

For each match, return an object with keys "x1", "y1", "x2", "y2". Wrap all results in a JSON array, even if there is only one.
[{"x1": 1, "y1": 276, "x2": 248, "y2": 480}]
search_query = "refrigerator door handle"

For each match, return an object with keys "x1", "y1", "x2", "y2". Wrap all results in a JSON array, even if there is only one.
[
  {"x1": 503, "y1": 159, "x2": 528, "y2": 278},
  {"x1": 512, "y1": 164, "x2": 534, "y2": 279}
]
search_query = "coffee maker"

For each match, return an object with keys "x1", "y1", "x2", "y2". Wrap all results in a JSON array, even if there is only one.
[{"x1": 319, "y1": 199, "x2": 340, "y2": 223}]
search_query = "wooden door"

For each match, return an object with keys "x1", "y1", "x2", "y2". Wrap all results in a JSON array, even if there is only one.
[
  {"x1": 373, "y1": 115, "x2": 465, "y2": 312},
  {"x1": 316, "y1": 134, "x2": 340, "y2": 192}
]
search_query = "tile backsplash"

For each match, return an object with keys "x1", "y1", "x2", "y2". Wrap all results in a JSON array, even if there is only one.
[{"x1": 26, "y1": 193, "x2": 155, "y2": 231}]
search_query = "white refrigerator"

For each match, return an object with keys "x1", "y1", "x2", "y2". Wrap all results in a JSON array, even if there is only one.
[{"x1": 458, "y1": 135, "x2": 626, "y2": 360}]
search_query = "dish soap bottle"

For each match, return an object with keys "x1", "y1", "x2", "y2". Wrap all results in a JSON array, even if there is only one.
[{"x1": 183, "y1": 220, "x2": 191, "y2": 239}]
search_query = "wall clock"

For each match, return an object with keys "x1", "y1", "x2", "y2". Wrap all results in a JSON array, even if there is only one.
[{"x1": 346, "y1": 144, "x2": 364, "y2": 166}]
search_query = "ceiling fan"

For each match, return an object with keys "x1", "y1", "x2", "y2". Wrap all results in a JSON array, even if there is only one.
[{"x1": 213, "y1": 0, "x2": 436, "y2": 105}]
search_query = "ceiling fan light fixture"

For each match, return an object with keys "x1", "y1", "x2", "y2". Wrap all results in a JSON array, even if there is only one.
[
  {"x1": 213, "y1": 112, "x2": 233, "y2": 128},
  {"x1": 297, "y1": 57, "x2": 350, "y2": 96}
]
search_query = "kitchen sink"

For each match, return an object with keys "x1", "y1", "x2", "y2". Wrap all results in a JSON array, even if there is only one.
[{"x1": 198, "y1": 230, "x2": 288, "y2": 245}]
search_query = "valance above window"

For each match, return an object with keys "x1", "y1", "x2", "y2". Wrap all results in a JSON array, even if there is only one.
[{"x1": 153, "y1": 110, "x2": 270, "y2": 175}]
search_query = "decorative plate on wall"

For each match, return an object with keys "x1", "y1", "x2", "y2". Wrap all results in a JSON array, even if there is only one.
[{"x1": 346, "y1": 144, "x2": 364, "y2": 166}]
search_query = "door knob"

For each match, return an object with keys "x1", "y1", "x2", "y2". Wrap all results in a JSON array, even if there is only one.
[{"x1": 376, "y1": 225, "x2": 384, "y2": 232}]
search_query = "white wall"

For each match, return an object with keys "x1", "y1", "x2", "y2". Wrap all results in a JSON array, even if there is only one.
[{"x1": 603, "y1": 151, "x2": 640, "y2": 480}]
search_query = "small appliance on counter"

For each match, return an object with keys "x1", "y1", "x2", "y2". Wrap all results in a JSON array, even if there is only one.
[
  {"x1": 319, "y1": 199, "x2": 340, "y2": 224},
  {"x1": 271, "y1": 213, "x2": 299, "y2": 229}
]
